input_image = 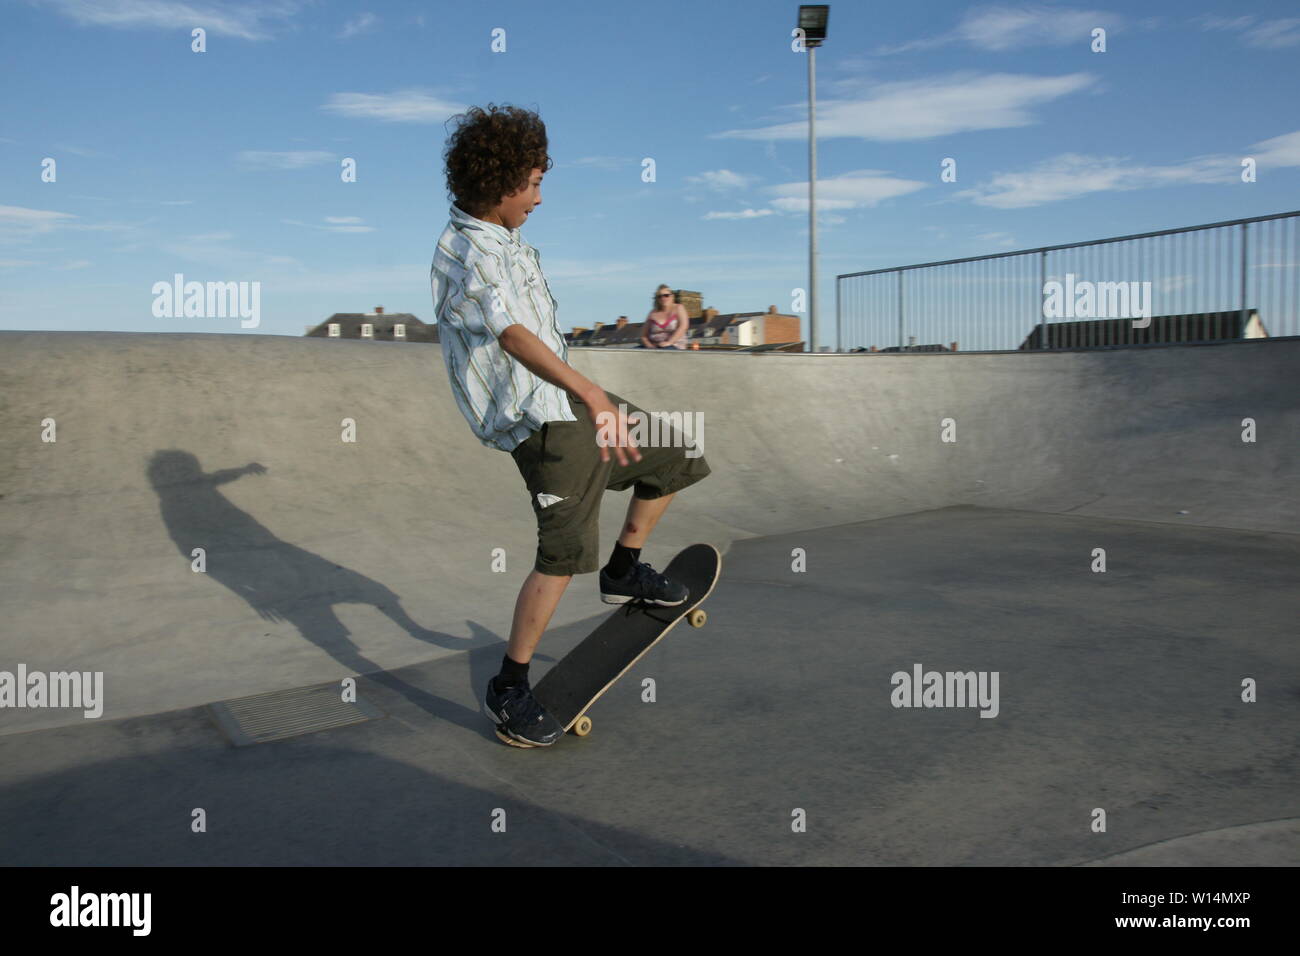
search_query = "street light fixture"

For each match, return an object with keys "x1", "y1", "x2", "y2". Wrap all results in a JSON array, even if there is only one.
[{"x1": 797, "y1": 5, "x2": 829, "y2": 353}]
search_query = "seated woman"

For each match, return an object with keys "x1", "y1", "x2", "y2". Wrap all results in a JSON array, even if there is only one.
[{"x1": 640, "y1": 285, "x2": 689, "y2": 349}]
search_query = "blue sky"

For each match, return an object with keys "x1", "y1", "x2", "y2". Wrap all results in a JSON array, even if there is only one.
[{"x1": 2, "y1": 0, "x2": 1298, "y2": 344}]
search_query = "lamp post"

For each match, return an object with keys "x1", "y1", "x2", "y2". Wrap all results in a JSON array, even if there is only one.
[{"x1": 798, "y1": 5, "x2": 829, "y2": 353}]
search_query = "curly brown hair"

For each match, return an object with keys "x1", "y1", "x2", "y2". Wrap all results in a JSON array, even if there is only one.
[{"x1": 443, "y1": 104, "x2": 553, "y2": 218}]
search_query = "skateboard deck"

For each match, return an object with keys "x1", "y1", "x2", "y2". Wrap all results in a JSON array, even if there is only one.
[{"x1": 532, "y1": 543, "x2": 721, "y2": 739}]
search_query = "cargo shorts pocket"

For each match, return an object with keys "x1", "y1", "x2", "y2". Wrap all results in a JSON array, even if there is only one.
[{"x1": 532, "y1": 492, "x2": 594, "y2": 573}]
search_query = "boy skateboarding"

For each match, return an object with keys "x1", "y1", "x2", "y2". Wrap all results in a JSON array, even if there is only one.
[{"x1": 430, "y1": 104, "x2": 711, "y2": 747}]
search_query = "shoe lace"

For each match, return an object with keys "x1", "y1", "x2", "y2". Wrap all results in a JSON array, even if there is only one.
[
  {"x1": 631, "y1": 561, "x2": 668, "y2": 595},
  {"x1": 502, "y1": 684, "x2": 546, "y2": 726}
]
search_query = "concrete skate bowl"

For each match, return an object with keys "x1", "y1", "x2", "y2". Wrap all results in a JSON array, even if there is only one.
[{"x1": 0, "y1": 331, "x2": 1296, "y2": 736}]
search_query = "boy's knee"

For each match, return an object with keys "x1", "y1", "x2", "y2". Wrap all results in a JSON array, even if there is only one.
[
  {"x1": 639, "y1": 453, "x2": 711, "y2": 499},
  {"x1": 533, "y1": 532, "x2": 600, "y2": 576}
]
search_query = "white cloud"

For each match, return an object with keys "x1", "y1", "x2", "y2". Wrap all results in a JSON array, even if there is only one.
[
  {"x1": 765, "y1": 169, "x2": 927, "y2": 212},
  {"x1": 33, "y1": 0, "x2": 303, "y2": 41},
  {"x1": 875, "y1": 4, "x2": 1121, "y2": 55},
  {"x1": 322, "y1": 89, "x2": 467, "y2": 123},
  {"x1": 953, "y1": 133, "x2": 1300, "y2": 209},
  {"x1": 67, "y1": 220, "x2": 140, "y2": 233},
  {"x1": 0, "y1": 205, "x2": 78, "y2": 236},
  {"x1": 682, "y1": 168, "x2": 927, "y2": 220},
  {"x1": 568, "y1": 156, "x2": 629, "y2": 170},
  {"x1": 1240, "y1": 17, "x2": 1300, "y2": 49},
  {"x1": 1196, "y1": 14, "x2": 1300, "y2": 48},
  {"x1": 54, "y1": 144, "x2": 106, "y2": 158},
  {"x1": 339, "y1": 12, "x2": 377, "y2": 39},
  {"x1": 954, "y1": 4, "x2": 1114, "y2": 52},
  {"x1": 282, "y1": 218, "x2": 374, "y2": 234},
  {"x1": 688, "y1": 169, "x2": 761, "y2": 190},
  {"x1": 160, "y1": 230, "x2": 283, "y2": 266},
  {"x1": 1196, "y1": 15, "x2": 1257, "y2": 32},
  {"x1": 954, "y1": 152, "x2": 1244, "y2": 209},
  {"x1": 702, "y1": 209, "x2": 775, "y2": 220},
  {"x1": 715, "y1": 72, "x2": 1096, "y2": 142},
  {"x1": 236, "y1": 150, "x2": 334, "y2": 170},
  {"x1": 1246, "y1": 130, "x2": 1300, "y2": 167}
]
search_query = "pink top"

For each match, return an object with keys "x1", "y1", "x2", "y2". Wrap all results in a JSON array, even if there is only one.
[{"x1": 646, "y1": 309, "x2": 686, "y2": 349}]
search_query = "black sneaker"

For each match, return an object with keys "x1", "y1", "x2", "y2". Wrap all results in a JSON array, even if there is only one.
[
  {"x1": 483, "y1": 677, "x2": 562, "y2": 748},
  {"x1": 599, "y1": 559, "x2": 689, "y2": 606}
]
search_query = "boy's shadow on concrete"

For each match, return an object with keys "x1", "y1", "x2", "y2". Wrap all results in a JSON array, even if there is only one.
[{"x1": 147, "y1": 449, "x2": 535, "y2": 734}]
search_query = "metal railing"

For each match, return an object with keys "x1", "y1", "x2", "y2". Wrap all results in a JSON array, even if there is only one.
[{"x1": 836, "y1": 210, "x2": 1300, "y2": 353}]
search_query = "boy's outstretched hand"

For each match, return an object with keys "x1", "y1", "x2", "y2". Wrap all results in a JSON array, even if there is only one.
[{"x1": 583, "y1": 390, "x2": 642, "y2": 466}]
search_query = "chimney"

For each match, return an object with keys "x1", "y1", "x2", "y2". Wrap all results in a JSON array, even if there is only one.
[
  {"x1": 768, "y1": 305, "x2": 778, "y2": 313},
  {"x1": 704, "y1": 308, "x2": 719, "y2": 320},
  {"x1": 375, "y1": 306, "x2": 384, "y2": 314},
  {"x1": 592, "y1": 322, "x2": 603, "y2": 332},
  {"x1": 950, "y1": 341, "x2": 959, "y2": 352},
  {"x1": 616, "y1": 316, "x2": 628, "y2": 329},
  {"x1": 571, "y1": 326, "x2": 588, "y2": 334}
]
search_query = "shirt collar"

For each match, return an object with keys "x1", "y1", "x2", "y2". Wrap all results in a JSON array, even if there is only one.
[{"x1": 450, "y1": 203, "x2": 520, "y2": 247}]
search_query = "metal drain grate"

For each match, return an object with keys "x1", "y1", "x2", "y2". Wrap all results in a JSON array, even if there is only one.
[{"x1": 208, "y1": 682, "x2": 384, "y2": 746}]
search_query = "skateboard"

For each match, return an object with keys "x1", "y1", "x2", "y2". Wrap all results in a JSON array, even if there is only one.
[{"x1": 530, "y1": 543, "x2": 721, "y2": 740}]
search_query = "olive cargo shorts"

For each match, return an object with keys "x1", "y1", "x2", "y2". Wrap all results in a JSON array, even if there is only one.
[{"x1": 509, "y1": 390, "x2": 711, "y2": 575}]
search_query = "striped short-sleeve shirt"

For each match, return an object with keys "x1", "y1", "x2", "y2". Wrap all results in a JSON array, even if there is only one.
[{"x1": 430, "y1": 203, "x2": 577, "y2": 452}]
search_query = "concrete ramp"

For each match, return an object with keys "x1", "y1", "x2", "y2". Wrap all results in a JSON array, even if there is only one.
[{"x1": 0, "y1": 332, "x2": 1296, "y2": 734}]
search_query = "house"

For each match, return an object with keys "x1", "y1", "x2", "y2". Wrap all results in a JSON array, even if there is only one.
[{"x1": 305, "y1": 306, "x2": 438, "y2": 343}]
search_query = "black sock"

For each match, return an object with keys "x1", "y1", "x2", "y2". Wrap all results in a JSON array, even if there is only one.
[
  {"x1": 606, "y1": 542, "x2": 641, "y2": 578},
  {"x1": 495, "y1": 653, "x2": 529, "y2": 691}
]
